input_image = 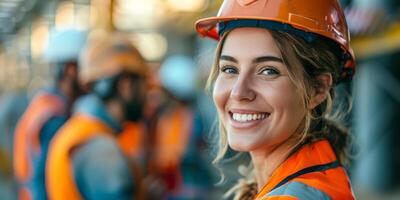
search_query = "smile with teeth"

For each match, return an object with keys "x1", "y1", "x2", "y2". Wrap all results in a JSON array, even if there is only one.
[{"x1": 231, "y1": 112, "x2": 268, "y2": 122}]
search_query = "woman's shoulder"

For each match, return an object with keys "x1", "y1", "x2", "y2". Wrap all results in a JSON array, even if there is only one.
[
  {"x1": 257, "y1": 140, "x2": 354, "y2": 199},
  {"x1": 291, "y1": 166, "x2": 354, "y2": 199},
  {"x1": 283, "y1": 140, "x2": 354, "y2": 199}
]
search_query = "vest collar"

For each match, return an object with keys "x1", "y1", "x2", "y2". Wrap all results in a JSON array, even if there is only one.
[
  {"x1": 256, "y1": 140, "x2": 338, "y2": 197},
  {"x1": 73, "y1": 94, "x2": 122, "y2": 133}
]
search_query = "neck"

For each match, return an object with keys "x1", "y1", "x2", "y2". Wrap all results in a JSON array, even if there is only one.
[{"x1": 250, "y1": 136, "x2": 298, "y2": 191}]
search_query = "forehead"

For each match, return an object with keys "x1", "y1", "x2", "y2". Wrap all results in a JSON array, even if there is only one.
[{"x1": 221, "y1": 27, "x2": 282, "y2": 59}]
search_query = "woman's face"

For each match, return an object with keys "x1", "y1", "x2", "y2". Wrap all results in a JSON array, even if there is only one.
[{"x1": 213, "y1": 28, "x2": 307, "y2": 152}]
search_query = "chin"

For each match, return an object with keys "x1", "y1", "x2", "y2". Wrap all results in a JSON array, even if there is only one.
[{"x1": 228, "y1": 137, "x2": 259, "y2": 152}]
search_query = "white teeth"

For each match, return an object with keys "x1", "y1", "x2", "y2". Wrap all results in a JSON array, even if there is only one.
[
  {"x1": 247, "y1": 115, "x2": 252, "y2": 121},
  {"x1": 232, "y1": 112, "x2": 267, "y2": 122}
]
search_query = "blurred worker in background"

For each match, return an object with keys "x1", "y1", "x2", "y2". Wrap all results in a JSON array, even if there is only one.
[
  {"x1": 147, "y1": 55, "x2": 213, "y2": 199},
  {"x1": 13, "y1": 29, "x2": 87, "y2": 200},
  {"x1": 345, "y1": 0, "x2": 400, "y2": 198},
  {"x1": 45, "y1": 32, "x2": 148, "y2": 200}
]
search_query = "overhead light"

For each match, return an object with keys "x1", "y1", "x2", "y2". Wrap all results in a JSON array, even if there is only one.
[
  {"x1": 31, "y1": 22, "x2": 49, "y2": 59},
  {"x1": 55, "y1": 1, "x2": 74, "y2": 30},
  {"x1": 113, "y1": 0, "x2": 166, "y2": 30},
  {"x1": 130, "y1": 33, "x2": 167, "y2": 61},
  {"x1": 75, "y1": 4, "x2": 90, "y2": 30},
  {"x1": 167, "y1": 0, "x2": 207, "y2": 12},
  {"x1": 0, "y1": 1, "x2": 19, "y2": 8}
]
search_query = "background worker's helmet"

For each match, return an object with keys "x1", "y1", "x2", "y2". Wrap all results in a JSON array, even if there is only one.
[
  {"x1": 44, "y1": 29, "x2": 87, "y2": 63},
  {"x1": 195, "y1": 0, "x2": 355, "y2": 81},
  {"x1": 79, "y1": 32, "x2": 148, "y2": 97},
  {"x1": 159, "y1": 55, "x2": 198, "y2": 101},
  {"x1": 44, "y1": 29, "x2": 87, "y2": 83},
  {"x1": 79, "y1": 32, "x2": 148, "y2": 84}
]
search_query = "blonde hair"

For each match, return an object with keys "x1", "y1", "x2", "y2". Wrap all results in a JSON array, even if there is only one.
[{"x1": 206, "y1": 30, "x2": 351, "y2": 200}]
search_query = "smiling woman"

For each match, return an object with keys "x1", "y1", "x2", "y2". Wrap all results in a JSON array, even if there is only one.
[
  {"x1": 214, "y1": 28, "x2": 307, "y2": 154},
  {"x1": 195, "y1": 0, "x2": 355, "y2": 199}
]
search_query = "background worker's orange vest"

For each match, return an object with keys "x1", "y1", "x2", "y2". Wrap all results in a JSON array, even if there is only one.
[
  {"x1": 255, "y1": 140, "x2": 354, "y2": 200},
  {"x1": 13, "y1": 92, "x2": 65, "y2": 200},
  {"x1": 151, "y1": 105, "x2": 193, "y2": 192},
  {"x1": 118, "y1": 122, "x2": 145, "y2": 160},
  {"x1": 45, "y1": 114, "x2": 113, "y2": 200},
  {"x1": 117, "y1": 122, "x2": 147, "y2": 200},
  {"x1": 154, "y1": 105, "x2": 193, "y2": 171}
]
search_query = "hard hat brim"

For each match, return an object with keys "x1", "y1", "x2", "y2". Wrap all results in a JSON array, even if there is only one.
[{"x1": 195, "y1": 16, "x2": 356, "y2": 81}]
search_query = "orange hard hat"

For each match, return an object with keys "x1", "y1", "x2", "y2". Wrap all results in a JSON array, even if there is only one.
[
  {"x1": 195, "y1": 0, "x2": 355, "y2": 80},
  {"x1": 79, "y1": 32, "x2": 148, "y2": 85}
]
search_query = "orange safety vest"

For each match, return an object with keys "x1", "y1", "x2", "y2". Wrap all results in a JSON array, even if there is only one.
[
  {"x1": 255, "y1": 140, "x2": 354, "y2": 200},
  {"x1": 118, "y1": 122, "x2": 145, "y2": 160},
  {"x1": 152, "y1": 105, "x2": 194, "y2": 191},
  {"x1": 45, "y1": 114, "x2": 113, "y2": 200},
  {"x1": 13, "y1": 92, "x2": 66, "y2": 200},
  {"x1": 117, "y1": 122, "x2": 147, "y2": 200},
  {"x1": 154, "y1": 105, "x2": 193, "y2": 170}
]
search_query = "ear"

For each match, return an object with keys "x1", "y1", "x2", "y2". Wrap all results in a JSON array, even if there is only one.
[{"x1": 308, "y1": 73, "x2": 332, "y2": 109}]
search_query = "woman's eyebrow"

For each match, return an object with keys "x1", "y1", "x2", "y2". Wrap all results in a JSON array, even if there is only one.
[
  {"x1": 220, "y1": 55, "x2": 283, "y2": 64},
  {"x1": 252, "y1": 56, "x2": 283, "y2": 63},
  {"x1": 220, "y1": 55, "x2": 238, "y2": 63}
]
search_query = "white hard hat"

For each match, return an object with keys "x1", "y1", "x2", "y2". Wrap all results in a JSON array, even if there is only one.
[
  {"x1": 44, "y1": 29, "x2": 87, "y2": 63},
  {"x1": 159, "y1": 55, "x2": 198, "y2": 100}
]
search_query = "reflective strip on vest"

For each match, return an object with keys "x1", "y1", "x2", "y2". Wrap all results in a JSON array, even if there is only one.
[{"x1": 266, "y1": 181, "x2": 331, "y2": 200}]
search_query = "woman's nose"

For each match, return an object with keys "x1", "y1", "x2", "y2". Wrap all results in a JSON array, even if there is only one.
[{"x1": 230, "y1": 75, "x2": 256, "y2": 102}]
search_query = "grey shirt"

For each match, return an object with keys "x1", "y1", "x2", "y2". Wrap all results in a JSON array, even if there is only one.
[{"x1": 72, "y1": 135, "x2": 135, "y2": 200}]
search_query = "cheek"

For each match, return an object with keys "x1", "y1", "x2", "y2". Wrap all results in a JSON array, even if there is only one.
[
  {"x1": 277, "y1": 84, "x2": 306, "y2": 126},
  {"x1": 263, "y1": 80, "x2": 306, "y2": 123},
  {"x1": 275, "y1": 90, "x2": 302, "y2": 111},
  {"x1": 212, "y1": 77, "x2": 230, "y2": 118},
  {"x1": 284, "y1": 84, "x2": 306, "y2": 114}
]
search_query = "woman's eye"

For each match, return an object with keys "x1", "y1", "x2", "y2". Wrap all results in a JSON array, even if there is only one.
[
  {"x1": 221, "y1": 66, "x2": 238, "y2": 74},
  {"x1": 260, "y1": 67, "x2": 280, "y2": 76}
]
